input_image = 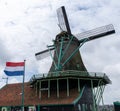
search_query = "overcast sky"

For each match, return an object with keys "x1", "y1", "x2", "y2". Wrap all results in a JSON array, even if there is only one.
[{"x1": 0, "y1": 0, "x2": 120, "y2": 104}]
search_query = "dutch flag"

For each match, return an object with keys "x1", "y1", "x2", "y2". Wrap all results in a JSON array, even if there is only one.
[{"x1": 4, "y1": 62, "x2": 25, "y2": 76}]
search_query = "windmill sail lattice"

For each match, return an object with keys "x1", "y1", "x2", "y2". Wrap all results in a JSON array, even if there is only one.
[
  {"x1": 76, "y1": 24, "x2": 115, "y2": 43},
  {"x1": 57, "y1": 6, "x2": 71, "y2": 34}
]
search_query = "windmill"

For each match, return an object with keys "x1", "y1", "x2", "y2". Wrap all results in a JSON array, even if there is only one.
[
  {"x1": 33, "y1": 6, "x2": 115, "y2": 111},
  {"x1": 35, "y1": 6, "x2": 115, "y2": 72}
]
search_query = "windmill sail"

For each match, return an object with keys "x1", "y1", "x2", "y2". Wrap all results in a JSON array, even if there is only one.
[
  {"x1": 57, "y1": 6, "x2": 71, "y2": 34},
  {"x1": 76, "y1": 24, "x2": 115, "y2": 43},
  {"x1": 35, "y1": 48, "x2": 54, "y2": 60}
]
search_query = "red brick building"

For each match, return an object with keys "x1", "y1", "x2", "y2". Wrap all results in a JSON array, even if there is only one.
[
  {"x1": 0, "y1": 71, "x2": 110, "y2": 111},
  {"x1": 0, "y1": 82, "x2": 78, "y2": 111}
]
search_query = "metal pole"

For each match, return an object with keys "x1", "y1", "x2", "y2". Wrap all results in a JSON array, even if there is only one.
[
  {"x1": 47, "y1": 45, "x2": 58, "y2": 70},
  {"x1": 61, "y1": 35, "x2": 74, "y2": 59},
  {"x1": 36, "y1": 81, "x2": 38, "y2": 96},
  {"x1": 48, "y1": 80, "x2": 50, "y2": 98},
  {"x1": 67, "y1": 78, "x2": 69, "y2": 97},
  {"x1": 39, "y1": 81, "x2": 41, "y2": 99},
  {"x1": 21, "y1": 60, "x2": 26, "y2": 111},
  {"x1": 57, "y1": 37, "x2": 63, "y2": 70},
  {"x1": 62, "y1": 38, "x2": 88, "y2": 67},
  {"x1": 78, "y1": 79, "x2": 80, "y2": 92},
  {"x1": 57, "y1": 79, "x2": 59, "y2": 98},
  {"x1": 91, "y1": 80, "x2": 96, "y2": 111}
]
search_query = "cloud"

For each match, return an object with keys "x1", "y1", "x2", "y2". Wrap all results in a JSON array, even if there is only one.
[
  {"x1": 0, "y1": 36, "x2": 12, "y2": 65},
  {"x1": 103, "y1": 63, "x2": 120, "y2": 103},
  {"x1": 0, "y1": 0, "x2": 120, "y2": 105}
]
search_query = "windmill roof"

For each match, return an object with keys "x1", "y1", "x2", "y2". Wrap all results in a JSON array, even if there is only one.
[{"x1": 0, "y1": 82, "x2": 77, "y2": 107}]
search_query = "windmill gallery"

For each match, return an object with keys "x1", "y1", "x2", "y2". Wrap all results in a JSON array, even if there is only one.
[{"x1": 0, "y1": 6, "x2": 115, "y2": 111}]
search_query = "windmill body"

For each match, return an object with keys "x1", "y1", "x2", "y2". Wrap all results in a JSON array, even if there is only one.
[
  {"x1": 33, "y1": 6, "x2": 115, "y2": 111},
  {"x1": 49, "y1": 31, "x2": 87, "y2": 72}
]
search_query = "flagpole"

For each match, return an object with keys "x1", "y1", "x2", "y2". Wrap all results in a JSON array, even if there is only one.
[{"x1": 21, "y1": 60, "x2": 26, "y2": 111}]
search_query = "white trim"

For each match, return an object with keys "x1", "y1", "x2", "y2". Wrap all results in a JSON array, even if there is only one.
[{"x1": 5, "y1": 66, "x2": 24, "y2": 71}]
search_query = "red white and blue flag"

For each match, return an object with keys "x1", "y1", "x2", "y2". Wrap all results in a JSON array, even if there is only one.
[{"x1": 4, "y1": 62, "x2": 25, "y2": 76}]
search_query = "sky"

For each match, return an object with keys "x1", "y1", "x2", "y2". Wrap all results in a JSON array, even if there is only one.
[{"x1": 0, "y1": 0, "x2": 120, "y2": 104}]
